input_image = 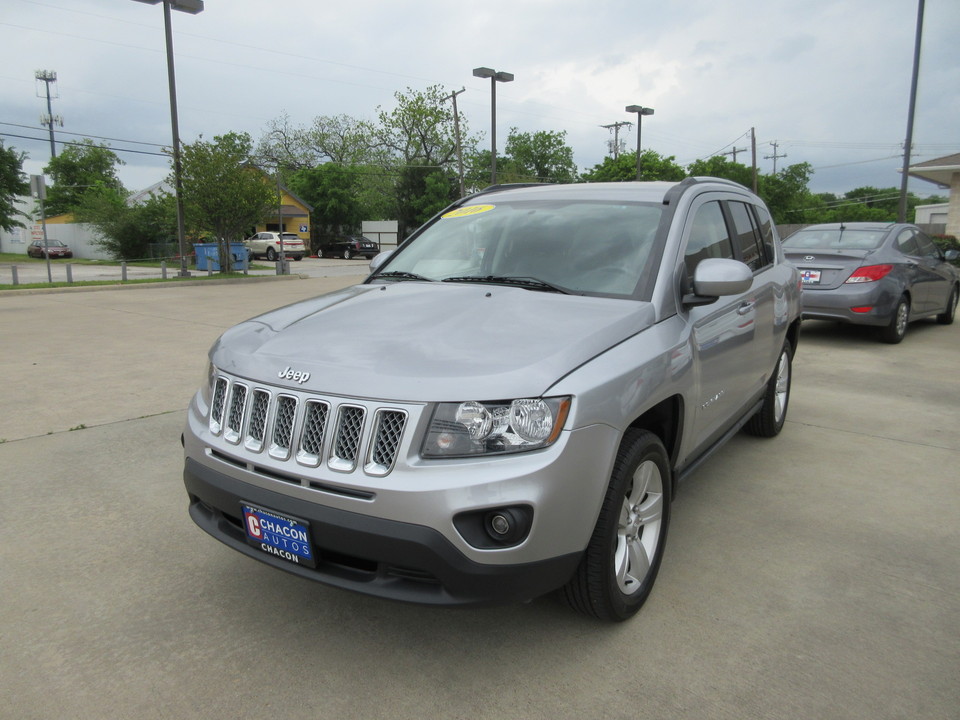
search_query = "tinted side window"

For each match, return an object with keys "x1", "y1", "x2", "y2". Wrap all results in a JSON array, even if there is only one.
[
  {"x1": 915, "y1": 232, "x2": 939, "y2": 258},
  {"x1": 753, "y1": 205, "x2": 777, "y2": 262},
  {"x1": 896, "y1": 229, "x2": 920, "y2": 256},
  {"x1": 729, "y1": 202, "x2": 765, "y2": 271},
  {"x1": 684, "y1": 201, "x2": 734, "y2": 278}
]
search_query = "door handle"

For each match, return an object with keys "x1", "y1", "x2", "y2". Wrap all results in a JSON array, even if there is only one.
[{"x1": 737, "y1": 301, "x2": 755, "y2": 316}]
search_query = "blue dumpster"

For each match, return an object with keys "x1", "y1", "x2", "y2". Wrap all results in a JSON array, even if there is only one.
[{"x1": 194, "y1": 242, "x2": 248, "y2": 271}]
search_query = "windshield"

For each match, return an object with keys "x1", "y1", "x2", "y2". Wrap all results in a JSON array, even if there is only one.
[
  {"x1": 783, "y1": 228, "x2": 887, "y2": 251},
  {"x1": 375, "y1": 199, "x2": 664, "y2": 297}
]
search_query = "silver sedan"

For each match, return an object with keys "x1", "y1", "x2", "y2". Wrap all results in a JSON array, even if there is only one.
[{"x1": 784, "y1": 222, "x2": 959, "y2": 343}]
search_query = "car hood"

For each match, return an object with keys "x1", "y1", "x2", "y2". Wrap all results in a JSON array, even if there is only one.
[{"x1": 211, "y1": 282, "x2": 656, "y2": 401}]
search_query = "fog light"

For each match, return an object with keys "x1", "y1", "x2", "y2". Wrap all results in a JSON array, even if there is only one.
[{"x1": 490, "y1": 513, "x2": 511, "y2": 536}]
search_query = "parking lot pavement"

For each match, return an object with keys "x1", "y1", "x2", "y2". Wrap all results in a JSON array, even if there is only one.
[{"x1": 1, "y1": 281, "x2": 958, "y2": 720}]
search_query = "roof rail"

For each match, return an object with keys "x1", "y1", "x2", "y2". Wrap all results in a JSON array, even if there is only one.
[
  {"x1": 662, "y1": 176, "x2": 751, "y2": 205},
  {"x1": 473, "y1": 182, "x2": 551, "y2": 196}
]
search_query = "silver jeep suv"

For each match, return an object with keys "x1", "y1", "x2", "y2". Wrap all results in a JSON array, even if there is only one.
[{"x1": 183, "y1": 178, "x2": 801, "y2": 620}]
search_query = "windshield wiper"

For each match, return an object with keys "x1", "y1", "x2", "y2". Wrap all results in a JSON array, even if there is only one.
[
  {"x1": 442, "y1": 275, "x2": 573, "y2": 294},
  {"x1": 375, "y1": 271, "x2": 433, "y2": 282}
]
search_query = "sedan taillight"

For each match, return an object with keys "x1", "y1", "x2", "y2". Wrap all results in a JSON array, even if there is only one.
[{"x1": 845, "y1": 264, "x2": 893, "y2": 284}]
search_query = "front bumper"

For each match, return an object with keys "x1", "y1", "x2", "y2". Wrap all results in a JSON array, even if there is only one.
[{"x1": 184, "y1": 456, "x2": 581, "y2": 606}]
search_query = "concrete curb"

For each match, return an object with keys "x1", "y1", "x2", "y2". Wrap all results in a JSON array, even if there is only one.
[{"x1": 0, "y1": 272, "x2": 307, "y2": 298}]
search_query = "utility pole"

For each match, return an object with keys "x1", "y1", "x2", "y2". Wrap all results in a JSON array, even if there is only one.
[
  {"x1": 764, "y1": 141, "x2": 787, "y2": 173},
  {"x1": 898, "y1": 0, "x2": 925, "y2": 223},
  {"x1": 445, "y1": 87, "x2": 467, "y2": 197},
  {"x1": 600, "y1": 121, "x2": 632, "y2": 159},
  {"x1": 35, "y1": 70, "x2": 63, "y2": 158},
  {"x1": 722, "y1": 146, "x2": 747, "y2": 163},
  {"x1": 750, "y1": 127, "x2": 758, "y2": 193}
]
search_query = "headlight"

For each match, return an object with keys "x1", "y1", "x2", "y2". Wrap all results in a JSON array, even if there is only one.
[{"x1": 423, "y1": 397, "x2": 571, "y2": 458}]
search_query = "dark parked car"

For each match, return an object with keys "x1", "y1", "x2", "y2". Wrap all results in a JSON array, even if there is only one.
[
  {"x1": 784, "y1": 222, "x2": 959, "y2": 343},
  {"x1": 28, "y1": 239, "x2": 73, "y2": 259},
  {"x1": 317, "y1": 235, "x2": 380, "y2": 260}
]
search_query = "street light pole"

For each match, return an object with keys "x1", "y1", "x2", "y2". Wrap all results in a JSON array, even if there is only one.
[
  {"x1": 132, "y1": 0, "x2": 204, "y2": 277},
  {"x1": 625, "y1": 105, "x2": 654, "y2": 180},
  {"x1": 473, "y1": 67, "x2": 514, "y2": 185}
]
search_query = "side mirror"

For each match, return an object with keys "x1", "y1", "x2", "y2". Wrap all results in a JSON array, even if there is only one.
[
  {"x1": 683, "y1": 258, "x2": 753, "y2": 307},
  {"x1": 944, "y1": 249, "x2": 959, "y2": 261},
  {"x1": 369, "y1": 250, "x2": 393, "y2": 273}
]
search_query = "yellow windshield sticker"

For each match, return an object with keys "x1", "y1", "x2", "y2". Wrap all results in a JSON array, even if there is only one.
[{"x1": 442, "y1": 204, "x2": 495, "y2": 219}]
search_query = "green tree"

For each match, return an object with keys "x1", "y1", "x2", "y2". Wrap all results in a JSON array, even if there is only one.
[
  {"x1": 757, "y1": 162, "x2": 815, "y2": 224},
  {"x1": 76, "y1": 188, "x2": 178, "y2": 260},
  {"x1": 257, "y1": 112, "x2": 381, "y2": 170},
  {"x1": 287, "y1": 163, "x2": 364, "y2": 243},
  {"x1": 686, "y1": 156, "x2": 754, "y2": 188},
  {"x1": 177, "y1": 132, "x2": 276, "y2": 271},
  {"x1": 394, "y1": 166, "x2": 458, "y2": 229},
  {"x1": 581, "y1": 150, "x2": 685, "y2": 182},
  {"x1": 501, "y1": 128, "x2": 577, "y2": 183},
  {"x1": 1, "y1": 142, "x2": 30, "y2": 232},
  {"x1": 42, "y1": 139, "x2": 125, "y2": 217}
]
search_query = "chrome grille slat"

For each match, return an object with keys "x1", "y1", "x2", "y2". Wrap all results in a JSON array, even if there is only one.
[
  {"x1": 224, "y1": 383, "x2": 247, "y2": 444},
  {"x1": 330, "y1": 405, "x2": 365, "y2": 472},
  {"x1": 244, "y1": 389, "x2": 270, "y2": 452},
  {"x1": 269, "y1": 395, "x2": 298, "y2": 460},
  {"x1": 209, "y1": 374, "x2": 409, "y2": 477},
  {"x1": 296, "y1": 400, "x2": 329, "y2": 467}
]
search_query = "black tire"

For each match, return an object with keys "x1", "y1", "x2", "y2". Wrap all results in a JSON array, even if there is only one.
[
  {"x1": 937, "y1": 286, "x2": 958, "y2": 325},
  {"x1": 293, "y1": 255, "x2": 302, "y2": 261},
  {"x1": 343, "y1": 249, "x2": 353, "y2": 260},
  {"x1": 316, "y1": 248, "x2": 324, "y2": 258},
  {"x1": 745, "y1": 340, "x2": 793, "y2": 438},
  {"x1": 561, "y1": 429, "x2": 671, "y2": 621},
  {"x1": 880, "y1": 295, "x2": 909, "y2": 344},
  {"x1": 266, "y1": 247, "x2": 277, "y2": 261}
]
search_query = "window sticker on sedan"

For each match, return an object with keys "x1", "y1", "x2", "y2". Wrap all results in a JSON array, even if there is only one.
[
  {"x1": 801, "y1": 270, "x2": 821, "y2": 284},
  {"x1": 442, "y1": 204, "x2": 495, "y2": 219}
]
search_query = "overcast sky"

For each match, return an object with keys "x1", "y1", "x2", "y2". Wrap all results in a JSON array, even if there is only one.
[{"x1": 2, "y1": 0, "x2": 958, "y2": 199}]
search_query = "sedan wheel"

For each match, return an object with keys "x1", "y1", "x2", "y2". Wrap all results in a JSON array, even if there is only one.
[
  {"x1": 316, "y1": 248, "x2": 324, "y2": 258},
  {"x1": 937, "y1": 286, "x2": 958, "y2": 325},
  {"x1": 880, "y1": 295, "x2": 910, "y2": 344},
  {"x1": 561, "y1": 429, "x2": 671, "y2": 621},
  {"x1": 343, "y1": 249, "x2": 353, "y2": 260}
]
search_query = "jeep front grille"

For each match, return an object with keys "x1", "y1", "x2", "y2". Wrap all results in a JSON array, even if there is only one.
[{"x1": 207, "y1": 375, "x2": 408, "y2": 477}]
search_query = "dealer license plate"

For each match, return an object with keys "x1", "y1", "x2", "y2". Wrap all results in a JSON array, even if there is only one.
[
  {"x1": 800, "y1": 269, "x2": 822, "y2": 285},
  {"x1": 241, "y1": 504, "x2": 316, "y2": 568}
]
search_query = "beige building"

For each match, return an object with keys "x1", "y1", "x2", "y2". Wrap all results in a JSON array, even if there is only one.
[{"x1": 908, "y1": 153, "x2": 960, "y2": 236}]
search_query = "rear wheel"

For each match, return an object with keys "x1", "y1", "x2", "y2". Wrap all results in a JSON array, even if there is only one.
[
  {"x1": 745, "y1": 341, "x2": 792, "y2": 437},
  {"x1": 561, "y1": 429, "x2": 671, "y2": 621},
  {"x1": 937, "y1": 286, "x2": 958, "y2": 325},
  {"x1": 880, "y1": 295, "x2": 909, "y2": 344}
]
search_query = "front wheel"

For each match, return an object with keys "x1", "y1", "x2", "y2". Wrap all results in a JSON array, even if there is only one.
[
  {"x1": 880, "y1": 295, "x2": 909, "y2": 344},
  {"x1": 266, "y1": 247, "x2": 277, "y2": 261},
  {"x1": 316, "y1": 248, "x2": 324, "y2": 258},
  {"x1": 937, "y1": 286, "x2": 958, "y2": 325},
  {"x1": 561, "y1": 429, "x2": 671, "y2": 621},
  {"x1": 745, "y1": 340, "x2": 793, "y2": 437},
  {"x1": 343, "y1": 249, "x2": 353, "y2": 260}
]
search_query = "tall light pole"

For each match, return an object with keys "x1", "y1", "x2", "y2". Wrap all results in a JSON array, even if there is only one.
[
  {"x1": 473, "y1": 67, "x2": 513, "y2": 185},
  {"x1": 132, "y1": 0, "x2": 204, "y2": 278},
  {"x1": 625, "y1": 105, "x2": 654, "y2": 180}
]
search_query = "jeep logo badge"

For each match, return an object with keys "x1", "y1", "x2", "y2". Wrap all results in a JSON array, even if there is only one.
[{"x1": 278, "y1": 366, "x2": 310, "y2": 384}]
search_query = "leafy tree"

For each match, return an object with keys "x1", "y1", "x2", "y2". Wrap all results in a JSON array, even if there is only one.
[
  {"x1": 177, "y1": 132, "x2": 276, "y2": 270},
  {"x1": 42, "y1": 139, "x2": 125, "y2": 217},
  {"x1": 395, "y1": 165, "x2": 458, "y2": 230},
  {"x1": 1, "y1": 141, "x2": 30, "y2": 231},
  {"x1": 757, "y1": 162, "x2": 814, "y2": 224},
  {"x1": 581, "y1": 150, "x2": 685, "y2": 182},
  {"x1": 377, "y1": 85, "x2": 466, "y2": 168},
  {"x1": 257, "y1": 112, "x2": 380, "y2": 170},
  {"x1": 686, "y1": 156, "x2": 754, "y2": 188},
  {"x1": 287, "y1": 163, "x2": 364, "y2": 243},
  {"x1": 501, "y1": 128, "x2": 577, "y2": 183},
  {"x1": 76, "y1": 188, "x2": 178, "y2": 260}
]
